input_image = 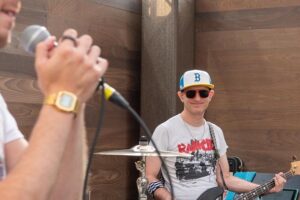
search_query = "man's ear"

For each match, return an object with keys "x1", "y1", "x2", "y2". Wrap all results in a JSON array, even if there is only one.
[
  {"x1": 177, "y1": 91, "x2": 184, "y2": 102},
  {"x1": 209, "y1": 90, "x2": 215, "y2": 99}
]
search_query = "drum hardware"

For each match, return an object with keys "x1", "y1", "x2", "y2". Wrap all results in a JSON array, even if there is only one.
[
  {"x1": 135, "y1": 156, "x2": 148, "y2": 200},
  {"x1": 95, "y1": 142, "x2": 191, "y2": 200}
]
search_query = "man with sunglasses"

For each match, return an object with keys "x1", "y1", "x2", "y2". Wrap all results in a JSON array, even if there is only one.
[{"x1": 146, "y1": 69, "x2": 286, "y2": 200}]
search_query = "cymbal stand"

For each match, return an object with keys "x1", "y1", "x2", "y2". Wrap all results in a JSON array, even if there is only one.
[{"x1": 135, "y1": 156, "x2": 148, "y2": 200}]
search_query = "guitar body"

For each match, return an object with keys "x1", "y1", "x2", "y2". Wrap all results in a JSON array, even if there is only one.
[
  {"x1": 234, "y1": 194, "x2": 261, "y2": 200},
  {"x1": 197, "y1": 186, "x2": 224, "y2": 200}
]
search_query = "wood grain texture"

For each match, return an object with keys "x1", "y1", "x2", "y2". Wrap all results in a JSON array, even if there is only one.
[
  {"x1": 196, "y1": 2, "x2": 300, "y2": 173},
  {"x1": 21, "y1": 0, "x2": 47, "y2": 11},
  {"x1": 197, "y1": 6, "x2": 300, "y2": 32},
  {"x1": 196, "y1": 0, "x2": 300, "y2": 12},
  {"x1": 0, "y1": 0, "x2": 141, "y2": 199},
  {"x1": 92, "y1": 0, "x2": 141, "y2": 13}
]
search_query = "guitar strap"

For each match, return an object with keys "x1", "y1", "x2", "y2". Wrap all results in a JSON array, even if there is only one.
[{"x1": 208, "y1": 122, "x2": 229, "y2": 191}]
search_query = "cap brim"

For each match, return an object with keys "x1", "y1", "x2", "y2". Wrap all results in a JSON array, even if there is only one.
[{"x1": 182, "y1": 83, "x2": 215, "y2": 90}]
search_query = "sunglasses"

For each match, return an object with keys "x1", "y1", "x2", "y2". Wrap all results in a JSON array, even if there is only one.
[{"x1": 184, "y1": 89, "x2": 210, "y2": 99}]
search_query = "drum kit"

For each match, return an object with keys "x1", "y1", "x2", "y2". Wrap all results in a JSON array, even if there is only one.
[{"x1": 94, "y1": 140, "x2": 191, "y2": 200}]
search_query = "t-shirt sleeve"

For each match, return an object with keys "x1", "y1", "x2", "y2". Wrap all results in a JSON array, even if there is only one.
[
  {"x1": 213, "y1": 124, "x2": 228, "y2": 157},
  {"x1": 0, "y1": 95, "x2": 24, "y2": 143},
  {"x1": 150, "y1": 124, "x2": 169, "y2": 151}
]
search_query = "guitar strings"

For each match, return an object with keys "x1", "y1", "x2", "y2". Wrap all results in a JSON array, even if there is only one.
[{"x1": 236, "y1": 171, "x2": 292, "y2": 200}]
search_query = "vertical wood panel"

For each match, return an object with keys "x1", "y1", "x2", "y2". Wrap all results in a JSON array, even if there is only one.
[
  {"x1": 196, "y1": 1, "x2": 300, "y2": 173},
  {"x1": 141, "y1": 0, "x2": 195, "y2": 133}
]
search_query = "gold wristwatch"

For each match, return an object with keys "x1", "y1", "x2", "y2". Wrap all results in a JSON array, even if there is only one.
[{"x1": 44, "y1": 91, "x2": 79, "y2": 113}]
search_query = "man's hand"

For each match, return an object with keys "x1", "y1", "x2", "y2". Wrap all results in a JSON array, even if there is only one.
[
  {"x1": 153, "y1": 187, "x2": 173, "y2": 200},
  {"x1": 269, "y1": 172, "x2": 286, "y2": 193},
  {"x1": 35, "y1": 29, "x2": 108, "y2": 103}
]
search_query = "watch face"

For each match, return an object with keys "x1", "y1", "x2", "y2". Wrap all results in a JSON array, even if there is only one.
[
  {"x1": 56, "y1": 92, "x2": 77, "y2": 112},
  {"x1": 45, "y1": 91, "x2": 78, "y2": 113},
  {"x1": 59, "y1": 93, "x2": 74, "y2": 107}
]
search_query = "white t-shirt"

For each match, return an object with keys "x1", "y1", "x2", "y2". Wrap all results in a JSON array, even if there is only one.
[
  {"x1": 0, "y1": 94, "x2": 24, "y2": 180},
  {"x1": 151, "y1": 114, "x2": 228, "y2": 200}
]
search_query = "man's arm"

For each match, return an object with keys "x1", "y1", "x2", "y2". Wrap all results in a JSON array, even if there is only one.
[
  {"x1": 3, "y1": 105, "x2": 87, "y2": 200},
  {"x1": 0, "y1": 28, "x2": 108, "y2": 200},
  {"x1": 216, "y1": 154, "x2": 259, "y2": 193},
  {"x1": 0, "y1": 106, "x2": 76, "y2": 200},
  {"x1": 145, "y1": 156, "x2": 172, "y2": 200},
  {"x1": 4, "y1": 107, "x2": 87, "y2": 200},
  {"x1": 49, "y1": 105, "x2": 87, "y2": 200},
  {"x1": 5, "y1": 138, "x2": 28, "y2": 172},
  {"x1": 216, "y1": 153, "x2": 286, "y2": 193}
]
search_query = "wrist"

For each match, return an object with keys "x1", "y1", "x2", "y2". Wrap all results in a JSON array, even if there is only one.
[
  {"x1": 44, "y1": 91, "x2": 80, "y2": 114},
  {"x1": 148, "y1": 180, "x2": 165, "y2": 197},
  {"x1": 154, "y1": 188, "x2": 170, "y2": 199}
]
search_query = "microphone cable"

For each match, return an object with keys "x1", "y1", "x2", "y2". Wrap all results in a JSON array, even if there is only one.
[
  {"x1": 82, "y1": 79, "x2": 175, "y2": 200},
  {"x1": 82, "y1": 78, "x2": 106, "y2": 200},
  {"x1": 97, "y1": 82, "x2": 175, "y2": 199},
  {"x1": 124, "y1": 103, "x2": 175, "y2": 200}
]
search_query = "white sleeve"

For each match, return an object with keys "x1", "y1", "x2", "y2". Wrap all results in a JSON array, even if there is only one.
[
  {"x1": 0, "y1": 95, "x2": 24, "y2": 143},
  {"x1": 150, "y1": 124, "x2": 169, "y2": 151}
]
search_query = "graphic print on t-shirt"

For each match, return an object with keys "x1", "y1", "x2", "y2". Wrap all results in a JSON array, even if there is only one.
[{"x1": 175, "y1": 138, "x2": 217, "y2": 181}]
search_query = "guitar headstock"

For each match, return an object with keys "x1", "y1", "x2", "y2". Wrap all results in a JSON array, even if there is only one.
[{"x1": 290, "y1": 161, "x2": 300, "y2": 175}]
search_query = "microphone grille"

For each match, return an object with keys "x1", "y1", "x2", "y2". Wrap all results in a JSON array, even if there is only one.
[{"x1": 20, "y1": 25, "x2": 50, "y2": 54}]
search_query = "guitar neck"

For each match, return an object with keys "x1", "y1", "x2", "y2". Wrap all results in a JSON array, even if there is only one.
[{"x1": 235, "y1": 171, "x2": 292, "y2": 200}]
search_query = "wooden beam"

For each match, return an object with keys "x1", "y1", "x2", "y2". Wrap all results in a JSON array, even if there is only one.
[{"x1": 141, "y1": 0, "x2": 195, "y2": 134}]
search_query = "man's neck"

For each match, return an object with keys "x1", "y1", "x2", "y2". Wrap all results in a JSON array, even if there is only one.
[{"x1": 180, "y1": 111, "x2": 205, "y2": 127}]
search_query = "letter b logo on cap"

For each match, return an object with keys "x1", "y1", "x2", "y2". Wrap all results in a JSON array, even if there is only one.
[{"x1": 194, "y1": 73, "x2": 201, "y2": 82}]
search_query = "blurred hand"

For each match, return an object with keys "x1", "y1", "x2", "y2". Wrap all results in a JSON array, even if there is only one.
[
  {"x1": 154, "y1": 188, "x2": 173, "y2": 200},
  {"x1": 34, "y1": 29, "x2": 108, "y2": 103},
  {"x1": 269, "y1": 172, "x2": 286, "y2": 193}
]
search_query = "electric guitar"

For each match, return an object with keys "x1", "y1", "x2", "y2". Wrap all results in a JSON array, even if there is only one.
[
  {"x1": 196, "y1": 186, "x2": 224, "y2": 200},
  {"x1": 197, "y1": 160, "x2": 300, "y2": 200},
  {"x1": 234, "y1": 160, "x2": 300, "y2": 200}
]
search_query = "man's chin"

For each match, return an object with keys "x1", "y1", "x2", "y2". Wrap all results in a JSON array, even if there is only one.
[{"x1": 190, "y1": 109, "x2": 205, "y2": 116}]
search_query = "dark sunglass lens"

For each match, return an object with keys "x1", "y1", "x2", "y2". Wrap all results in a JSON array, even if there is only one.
[
  {"x1": 186, "y1": 90, "x2": 196, "y2": 98},
  {"x1": 199, "y1": 90, "x2": 209, "y2": 98}
]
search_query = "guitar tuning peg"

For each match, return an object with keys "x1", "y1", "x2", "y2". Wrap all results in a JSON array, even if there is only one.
[{"x1": 292, "y1": 155, "x2": 297, "y2": 161}]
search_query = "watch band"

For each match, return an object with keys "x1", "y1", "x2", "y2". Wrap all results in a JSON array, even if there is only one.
[{"x1": 44, "y1": 91, "x2": 79, "y2": 113}]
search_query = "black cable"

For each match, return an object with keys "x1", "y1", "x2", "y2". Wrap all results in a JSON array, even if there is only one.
[
  {"x1": 126, "y1": 105, "x2": 175, "y2": 199},
  {"x1": 82, "y1": 79, "x2": 106, "y2": 200},
  {"x1": 82, "y1": 79, "x2": 175, "y2": 199}
]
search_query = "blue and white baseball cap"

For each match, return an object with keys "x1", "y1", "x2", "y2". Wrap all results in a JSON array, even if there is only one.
[{"x1": 179, "y1": 69, "x2": 214, "y2": 90}]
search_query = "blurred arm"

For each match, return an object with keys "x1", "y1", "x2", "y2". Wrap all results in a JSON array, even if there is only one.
[{"x1": 146, "y1": 156, "x2": 172, "y2": 200}]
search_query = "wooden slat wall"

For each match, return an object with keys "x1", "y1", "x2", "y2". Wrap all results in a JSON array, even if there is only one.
[
  {"x1": 195, "y1": 1, "x2": 300, "y2": 173},
  {"x1": 0, "y1": 0, "x2": 141, "y2": 199}
]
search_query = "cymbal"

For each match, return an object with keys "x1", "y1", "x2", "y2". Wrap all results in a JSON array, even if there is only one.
[{"x1": 94, "y1": 145, "x2": 191, "y2": 157}]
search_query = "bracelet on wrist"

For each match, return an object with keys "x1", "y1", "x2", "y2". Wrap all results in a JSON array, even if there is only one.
[{"x1": 147, "y1": 180, "x2": 164, "y2": 197}]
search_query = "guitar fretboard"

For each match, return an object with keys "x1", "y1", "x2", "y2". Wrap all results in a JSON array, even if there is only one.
[{"x1": 235, "y1": 171, "x2": 292, "y2": 200}]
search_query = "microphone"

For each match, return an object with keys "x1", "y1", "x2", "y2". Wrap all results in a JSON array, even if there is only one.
[
  {"x1": 20, "y1": 25, "x2": 129, "y2": 109},
  {"x1": 20, "y1": 25, "x2": 51, "y2": 54}
]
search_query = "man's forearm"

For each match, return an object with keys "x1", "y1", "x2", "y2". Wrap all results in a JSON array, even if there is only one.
[
  {"x1": 153, "y1": 187, "x2": 172, "y2": 200},
  {"x1": 225, "y1": 175, "x2": 259, "y2": 193},
  {"x1": 0, "y1": 106, "x2": 74, "y2": 200},
  {"x1": 49, "y1": 105, "x2": 88, "y2": 200}
]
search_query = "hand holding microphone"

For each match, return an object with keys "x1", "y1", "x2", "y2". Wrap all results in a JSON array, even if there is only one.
[
  {"x1": 20, "y1": 26, "x2": 108, "y2": 104},
  {"x1": 20, "y1": 25, "x2": 128, "y2": 109}
]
